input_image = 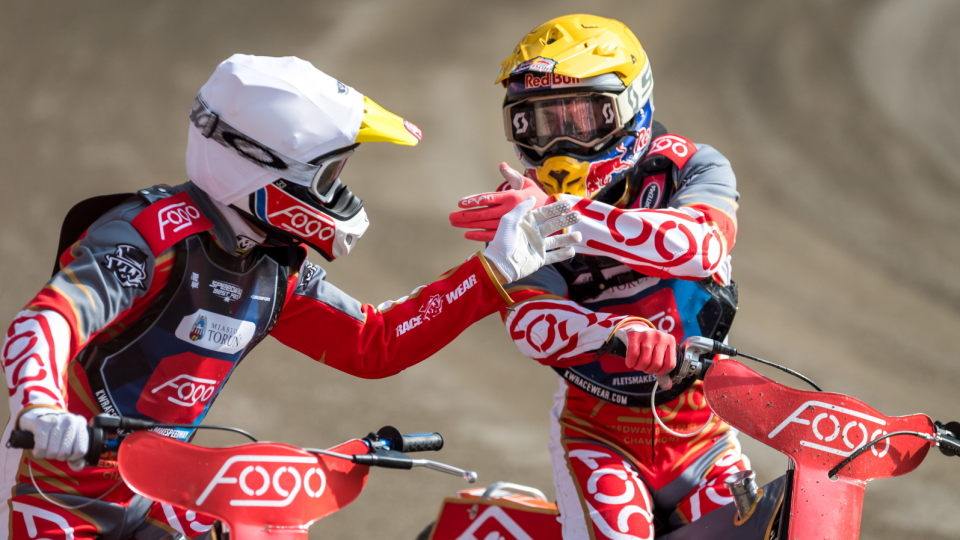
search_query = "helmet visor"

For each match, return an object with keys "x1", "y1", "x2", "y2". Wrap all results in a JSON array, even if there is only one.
[{"x1": 505, "y1": 93, "x2": 622, "y2": 153}]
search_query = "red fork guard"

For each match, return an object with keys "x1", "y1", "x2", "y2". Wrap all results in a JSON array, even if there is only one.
[
  {"x1": 703, "y1": 359, "x2": 934, "y2": 540},
  {"x1": 117, "y1": 432, "x2": 369, "y2": 540}
]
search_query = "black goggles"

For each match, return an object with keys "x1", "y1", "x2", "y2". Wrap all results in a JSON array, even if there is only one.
[{"x1": 503, "y1": 93, "x2": 624, "y2": 153}]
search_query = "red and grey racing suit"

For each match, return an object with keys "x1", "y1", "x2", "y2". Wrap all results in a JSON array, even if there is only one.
[
  {"x1": 0, "y1": 182, "x2": 512, "y2": 540},
  {"x1": 504, "y1": 132, "x2": 746, "y2": 538}
]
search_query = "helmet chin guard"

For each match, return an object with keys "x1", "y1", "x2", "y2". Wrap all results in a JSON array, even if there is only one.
[{"x1": 238, "y1": 182, "x2": 369, "y2": 261}]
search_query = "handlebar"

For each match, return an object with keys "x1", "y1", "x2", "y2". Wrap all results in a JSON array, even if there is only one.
[
  {"x1": 599, "y1": 335, "x2": 723, "y2": 386},
  {"x1": 599, "y1": 335, "x2": 821, "y2": 391},
  {"x1": 7, "y1": 417, "x2": 475, "y2": 482}
]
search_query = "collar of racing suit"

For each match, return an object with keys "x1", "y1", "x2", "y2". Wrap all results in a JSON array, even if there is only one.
[{"x1": 179, "y1": 182, "x2": 265, "y2": 256}]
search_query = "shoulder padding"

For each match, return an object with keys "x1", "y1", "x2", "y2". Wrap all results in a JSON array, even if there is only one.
[
  {"x1": 130, "y1": 187, "x2": 213, "y2": 256},
  {"x1": 53, "y1": 193, "x2": 136, "y2": 277},
  {"x1": 646, "y1": 134, "x2": 698, "y2": 170}
]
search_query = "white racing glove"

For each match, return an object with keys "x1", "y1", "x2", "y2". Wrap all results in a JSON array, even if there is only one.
[
  {"x1": 19, "y1": 408, "x2": 88, "y2": 471},
  {"x1": 483, "y1": 197, "x2": 582, "y2": 283}
]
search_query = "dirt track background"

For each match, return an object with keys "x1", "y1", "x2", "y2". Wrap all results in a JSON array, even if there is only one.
[{"x1": 1, "y1": 1, "x2": 959, "y2": 538}]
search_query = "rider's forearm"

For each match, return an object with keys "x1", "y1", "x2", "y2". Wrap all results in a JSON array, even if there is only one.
[
  {"x1": 555, "y1": 195, "x2": 734, "y2": 281},
  {"x1": 502, "y1": 288, "x2": 647, "y2": 366},
  {"x1": 2, "y1": 310, "x2": 73, "y2": 421},
  {"x1": 271, "y1": 253, "x2": 513, "y2": 378}
]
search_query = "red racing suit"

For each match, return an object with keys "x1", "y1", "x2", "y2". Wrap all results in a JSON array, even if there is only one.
[
  {"x1": 0, "y1": 182, "x2": 512, "y2": 540},
  {"x1": 503, "y1": 129, "x2": 747, "y2": 538}
]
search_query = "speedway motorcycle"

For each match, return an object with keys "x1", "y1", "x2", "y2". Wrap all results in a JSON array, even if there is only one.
[
  {"x1": 8, "y1": 419, "x2": 477, "y2": 539},
  {"x1": 417, "y1": 337, "x2": 960, "y2": 540}
]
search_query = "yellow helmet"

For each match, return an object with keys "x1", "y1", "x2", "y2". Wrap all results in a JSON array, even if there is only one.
[
  {"x1": 498, "y1": 15, "x2": 654, "y2": 200},
  {"x1": 496, "y1": 14, "x2": 647, "y2": 87}
]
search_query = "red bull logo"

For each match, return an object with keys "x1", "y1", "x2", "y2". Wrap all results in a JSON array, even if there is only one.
[
  {"x1": 524, "y1": 73, "x2": 581, "y2": 89},
  {"x1": 584, "y1": 128, "x2": 650, "y2": 196}
]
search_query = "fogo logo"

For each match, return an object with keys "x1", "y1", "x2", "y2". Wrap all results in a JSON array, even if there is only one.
[
  {"x1": 268, "y1": 205, "x2": 336, "y2": 242},
  {"x1": 768, "y1": 401, "x2": 892, "y2": 458},
  {"x1": 196, "y1": 455, "x2": 327, "y2": 508},
  {"x1": 158, "y1": 201, "x2": 202, "y2": 241},
  {"x1": 136, "y1": 352, "x2": 233, "y2": 424},
  {"x1": 152, "y1": 374, "x2": 218, "y2": 407}
]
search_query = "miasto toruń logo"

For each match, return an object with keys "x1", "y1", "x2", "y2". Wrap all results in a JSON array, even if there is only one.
[{"x1": 175, "y1": 309, "x2": 255, "y2": 355}]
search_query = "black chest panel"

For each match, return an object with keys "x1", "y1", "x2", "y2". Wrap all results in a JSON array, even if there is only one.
[{"x1": 78, "y1": 235, "x2": 288, "y2": 440}]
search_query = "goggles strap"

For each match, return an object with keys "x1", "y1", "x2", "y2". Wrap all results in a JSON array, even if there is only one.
[{"x1": 189, "y1": 93, "x2": 327, "y2": 188}]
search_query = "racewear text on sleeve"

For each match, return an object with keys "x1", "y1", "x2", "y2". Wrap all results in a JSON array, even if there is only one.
[{"x1": 271, "y1": 253, "x2": 512, "y2": 379}]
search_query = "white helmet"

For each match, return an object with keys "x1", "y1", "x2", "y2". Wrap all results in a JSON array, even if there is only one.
[{"x1": 186, "y1": 54, "x2": 421, "y2": 260}]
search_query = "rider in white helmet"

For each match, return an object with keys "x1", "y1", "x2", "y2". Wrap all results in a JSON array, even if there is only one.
[{"x1": 0, "y1": 54, "x2": 580, "y2": 539}]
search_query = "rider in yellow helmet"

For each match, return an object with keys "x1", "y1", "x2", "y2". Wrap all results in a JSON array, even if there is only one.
[{"x1": 451, "y1": 14, "x2": 746, "y2": 537}]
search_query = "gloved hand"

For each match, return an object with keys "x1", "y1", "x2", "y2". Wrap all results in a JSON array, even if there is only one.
[
  {"x1": 451, "y1": 163, "x2": 552, "y2": 242},
  {"x1": 483, "y1": 197, "x2": 582, "y2": 284},
  {"x1": 19, "y1": 408, "x2": 88, "y2": 471},
  {"x1": 615, "y1": 322, "x2": 677, "y2": 390}
]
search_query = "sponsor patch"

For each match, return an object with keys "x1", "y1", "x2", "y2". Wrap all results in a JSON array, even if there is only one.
[
  {"x1": 102, "y1": 244, "x2": 148, "y2": 289},
  {"x1": 445, "y1": 274, "x2": 478, "y2": 304},
  {"x1": 638, "y1": 176, "x2": 664, "y2": 209},
  {"x1": 259, "y1": 185, "x2": 337, "y2": 256},
  {"x1": 209, "y1": 280, "x2": 243, "y2": 303},
  {"x1": 420, "y1": 294, "x2": 444, "y2": 321},
  {"x1": 175, "y1": 309, "x2": 256, "y2": 354},
  {"x1": 236, "y1": 235, "x2": 258, "y2": 253},
  {"x1": 396, "y1": 315, "x2": 423, "y2": 337},
  {"x1": 647, "y1": 134, "x2": 697, "y2": 170},
  {"x1": 523, "y1": 72, "x2": 582, "y2": 90},
  {"x1": 584, "y1": 131, "x2": 647, "y2": 196},
  {"x1": 296, "y1": 261, "x2": 322, "y2": 293},
  {"x1": 135, "y1": 352, "x2": 233, "y2": 424},
  {"x1": 131, "y1": 190, "x2": 213, "y2": 256},
  {"x1": 511, "y1": 56, "x2": 557, "y2": 76},
  {"x1": 403, "y1": 119, "x2": 423, "y2": 141}
]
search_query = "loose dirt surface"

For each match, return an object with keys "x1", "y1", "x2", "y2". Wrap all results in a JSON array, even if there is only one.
[{"x1": 1, "y1": 1, "x2": 958, "y2": 538}]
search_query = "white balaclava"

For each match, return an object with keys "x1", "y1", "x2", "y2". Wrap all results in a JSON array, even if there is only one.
[{"x1": 185, "y1": 54, "x2": 365, "y2": 205}]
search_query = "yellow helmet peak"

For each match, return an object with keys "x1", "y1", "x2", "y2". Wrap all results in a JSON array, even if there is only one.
[
  {"x1": 495, "y1": 14, "x2": 648, "y2": 87},
  {"x1": 355, "y1": 95, "x2": 422, "y2": 146}
]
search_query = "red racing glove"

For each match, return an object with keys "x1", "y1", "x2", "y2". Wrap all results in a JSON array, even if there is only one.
[
  {"x1": 615, "y1": 321, "x2": 677, "y2": 389},
  {"x1": 450, "y1": 163, "x2": 551, "y2": 242}
]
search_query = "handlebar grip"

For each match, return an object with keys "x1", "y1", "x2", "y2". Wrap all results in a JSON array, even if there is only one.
[
  {"x1": 376, "y1": 426, "x2": 444, "y2": 453},
  {"x1": 8, "y1": 430, "x2": 34, "y2": 449},
  {"x1": 399, "y1": 432, "x2": 444, "y2": 453},
  {"x1": 939, "y1": 421, "x2": 960, "y2": 457},
  {"x1": 602, "y1": 337, "x2": 627, "y2": 358}
]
